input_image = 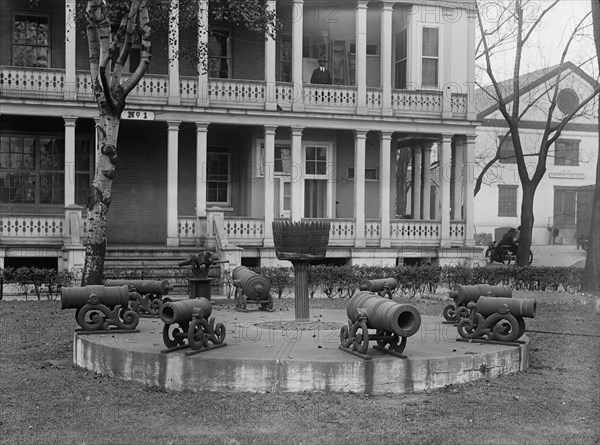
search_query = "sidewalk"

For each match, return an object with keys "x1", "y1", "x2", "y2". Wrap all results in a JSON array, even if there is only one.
[{"x1": 529, "y1": 245, "x2": 587, "y2": 267}]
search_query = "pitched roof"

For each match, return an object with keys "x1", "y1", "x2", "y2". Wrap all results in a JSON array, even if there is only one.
[{"x1": 475, "y1": 61, "x2": 598, "y2": 120}]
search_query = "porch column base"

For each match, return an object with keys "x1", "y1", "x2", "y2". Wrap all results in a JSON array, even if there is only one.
[
  {"x1": 61, "y1": 246, "x2": 86, "y2": 273},
  {"x1": 380, "y1": 239, "x2": 391, "y2": 248},
  {"x1": 354, "y1": 238, "x2": 366, "y2": 248},
  {"x1": 166, "y1": 237, "x2": 179, "y2": 247}
]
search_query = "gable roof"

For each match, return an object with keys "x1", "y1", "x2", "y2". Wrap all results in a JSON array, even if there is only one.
[{"x1": 475, "y1": 61, "x2": 599, "y2": 120}]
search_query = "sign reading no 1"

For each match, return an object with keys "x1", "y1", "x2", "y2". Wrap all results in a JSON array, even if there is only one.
[{"x1": 121, "y1": 110, "x2": 155, "y2": 120}]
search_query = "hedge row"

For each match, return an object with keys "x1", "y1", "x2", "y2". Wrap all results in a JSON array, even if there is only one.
[
  {"x1": 0, "y1": 267, "x2": 75, "y2": 300},
  {"x1": 1, "y1": 264, "x2": 585, "y2": 300}
]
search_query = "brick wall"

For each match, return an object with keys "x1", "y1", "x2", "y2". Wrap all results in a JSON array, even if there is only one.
[{"x1": 106, "y1": 121, "x2": 167, "y2": 243}]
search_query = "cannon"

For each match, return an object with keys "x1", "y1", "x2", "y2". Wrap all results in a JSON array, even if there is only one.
[
  {"x1": 159, "y1": 298, "x2": 226, "y2": 355},
  {"x1": 61, "y1": 285, "x2": 139, "y2": 332},
  {"x1": 443, "y1": 284, "x2": 512, "y2": 323},
  {"x1": 339, "y1": 291, "x2": 421, "y2": 359},
  {"x1": 232, "y1": 266, "x2": 273, "y2": 311},
  {"x1": 104, "y1": 279, "x2": 174, "y2": 317},
  {"x1": 178, "y1": 251, "x2": 228, "y2": 300},
  {"x1": 359, "y1": 278, "x2": 398, "y2": 299},
  {"x1": 457, "y1": 296, "x2": 537, "y2": 343}
]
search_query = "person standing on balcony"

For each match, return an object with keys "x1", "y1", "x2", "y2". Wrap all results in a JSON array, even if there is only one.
[{"x1": 310, "y1": 54, "x2": 332, "y2": 84}]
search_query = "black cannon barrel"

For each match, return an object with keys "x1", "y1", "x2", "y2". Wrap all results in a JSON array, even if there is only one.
[
  {"x1": 347, "y1": 291, "x2": 421, "y2": 338},
  {"x1": 160, "y1": 298, "x2": 212, "y2": 324},
  {"x1": 232, "y1": 266, "x2": 271, "y2": 300},
  {"x1": 449, "y1": 284, "x2": 512, "y2": 306},
  {"x1": 359, "y1": 278, "x2": 398, "y2": 293},
  {"x1": 61, "y1": 285, "x2": 131, "y2": 310},
  {"x1": 475, "y1": 296, "x2": 536, "y2": 318},
  {"x1": 104, "y1": 279, "x2": 173, "y2": 296}
]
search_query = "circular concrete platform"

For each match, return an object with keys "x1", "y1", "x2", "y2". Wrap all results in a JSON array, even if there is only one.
[{"x1": 73, "y1": 305, "x2": 530, "y2": 395}]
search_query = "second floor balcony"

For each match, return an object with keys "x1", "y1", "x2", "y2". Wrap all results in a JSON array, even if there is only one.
[{"x1": 0, "y1": 66, "x2": 468, "y2": 120}]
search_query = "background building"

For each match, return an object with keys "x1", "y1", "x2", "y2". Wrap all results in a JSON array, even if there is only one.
[{"x1": 474, "y1": 62, "x2": 598, "y2": 246}]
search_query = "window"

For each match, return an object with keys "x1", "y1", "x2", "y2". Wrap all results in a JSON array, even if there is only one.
[
  {"x1": 421, "y1": 27, "x2": 439, "y2": 88},
  {"x1": 305, "y1": 146, "x2": 327, "y2": 176},
  {"x1": 498, "y1": 137, "x2": 517, "y2": 164},
  {"x1": 0, "y1": 135, "x2": 93, "y2": 209},
  {"x1": 394, "y1": 30, "x2": 407, "y2": 89},
  {"x1": 208, "y1": 29, "x2": 231, "y2": 78},
  {"x1": 347, "y1": 167, "x2": 378, "y2": 181},
  {"x1": 13, "y1": 14, "x2": 50, "y2": 67},
  {"x1": 348, "y1": 42, "x2": 380, "y2": 55},
  {"x1": 554, "y1": 140, "x2": 579, "y2": 166},
  {"x1": 110, "y1": 34, "x2": 142, "y2": 74},
  {"x1": 258, "y1": 142, "x2": 292, "y2": 176},
  {"x1": 498, "y1": 185, "x2": 518, "y2": 216},
  {"x1": 279, "y1": 35, "x2": 292, "y2": 82},
  {"x1": 207, "y1": 147, "x2": 230, "y2": 203}
]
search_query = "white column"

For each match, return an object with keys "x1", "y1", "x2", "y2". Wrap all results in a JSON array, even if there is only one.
[
  {"x1": 422, "y1": 143, "x2": 432, "y2": 220},
  {"x1": 195, "y1": 122, "x2": 208, "y2": 219},
  {"x1": 292, "y1": 0, "x2": 304, "y2": 112},
  {"x1": 380, "y1": 132, "x2": 392, "y2": 247},
  {"x1": 354, "y1": 130, "x2": 368, "y2": 247},
  {"x1": 463, "y1": 135, "x2": 476, "y2": 245},
  {"x1": 380, "y1": 2, "x2": 393, "y2": 115},
  {"x1": 168, "y1": 0, "x2": 180, "y2": 106},
  {"x1": 412, "y1": 146, "x2": 422, "y2": 219},
  {"x1": 197, "y1": 0, "x2": 209, "y2": 107},
  {"x1": 466, "y1": 9, "x2": 477, "y2": 120},
  {"x1": 65, "y1": 0, "x2": 76, "y2": 101},
  {"x1": 63, "y1": 117, "x2": 77, "y2": 206},
  {"x1": 290, "y1": 126, "x2": 304, "y2": 221},
  {"x1": 265, "y1": 0, "x2": 277, "y2": 111},
  {"x1": 356, "y1": 1, "x2": 368, "y2": 112},
  {"x1": 264, "y1": 125, "x2": 277, "y2": 244},
  {"x1": 439, "y1": 135, "x2": 453, "y2": 244},
  {"x1": 167, "y1": 121, "x2": 181, "y2": 246},
  {"x1": 453, "y1": 139, "x2": 464, "y2": 220}
]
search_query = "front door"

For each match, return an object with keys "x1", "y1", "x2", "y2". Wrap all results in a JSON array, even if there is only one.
[{"x1": 554, "y1": 187, "x2": 577, "y2": 229}]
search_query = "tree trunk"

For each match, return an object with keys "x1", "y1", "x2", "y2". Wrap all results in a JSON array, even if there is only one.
[
  {"x1": 582, "y1": 0, "x2": 600, "y2": 292},
  {"x1": 81, "y1": 112, "x2": 121, "y2": 285},
  {"x1": 517, "y1": 181, "x2": 538, "y2": 266}
]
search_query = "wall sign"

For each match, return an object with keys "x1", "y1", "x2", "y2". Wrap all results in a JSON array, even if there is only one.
[
  {"x1": 548, "y1": 172, "x2": 585, "y2": 179},
  {"x1": 121, "y1": 110, "x2": 155, "y2": 120}
]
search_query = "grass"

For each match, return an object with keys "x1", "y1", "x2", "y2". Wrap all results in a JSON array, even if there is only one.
[{"x1": 1, "y1": 291, "x2": 599, "y2": 445}]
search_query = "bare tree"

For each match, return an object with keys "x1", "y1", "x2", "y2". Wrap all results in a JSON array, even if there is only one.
[
  {"x1": 79, "y1": 0, "x2": 276, "y2": 285},
  {"x1": 582, "y1": 0, "x2": 600, "y2": 292},
  {"x1": 476, "y1": 0, "x2": 600, "y2": 266}
]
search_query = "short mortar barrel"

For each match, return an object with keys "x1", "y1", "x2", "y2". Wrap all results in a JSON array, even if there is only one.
[
  {"x1": 160, "y1": 298, "x2": 212, "y2": 324},
  {"x1": 347, "y1": 291, "x2": 421, "y2": 337},
  {"x1": 449, "y1": 284, "x2": 512, "y2": 306},
  {"x1": 104, "y1": 279, "x2": 173, "y2": 296},
  {"x1": 61, "y1": 285, "x2": 131, "y2": 310},
  {"x1": 475, "y1": 296, "x2": 536, "y2": 318},
  {"x1": 232, "y1": 266, "x2": 271, "y2": 300},
  {"x1": 359, "y1": 278, "x2": 398, "y2": 293}
]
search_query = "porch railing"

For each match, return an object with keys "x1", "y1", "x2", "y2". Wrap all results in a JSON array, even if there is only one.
[
  {"x1": 0, "y1": 66, "x2": 470, "y2": 119},
  {"x1": 0, "y1": 214, "x2": 65, "y2": 238}
]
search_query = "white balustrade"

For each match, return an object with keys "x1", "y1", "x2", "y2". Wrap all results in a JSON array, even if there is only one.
[
  {"x1": 391, "y1": 90, "x2": 442, "y2": 114},
  {"x1": 0, "y1": 215, "x2": 64, "y2": 238},
  {"x1": 364, "y1": 220, "x2": 381, "y2": 240},
  {"x1": 450, "y1": 93, "x2": 467, "y2": 116},
  {"x1": 208, "y1": 80, "x2": 266, "y2": 107},
  {"x1": 178, "y1": 217, "x2": 197, "y2": 239},
  {"x1": 366, "y1": 89, "x2": 382, "y2": 109},
  {"x1": 224, "y1": 218, "x2": 264, "y2": 241},
  {"x1": 389, "y1": 220, "x2": 441, "y2": 241},
  {"x1": 304, "y1": 85, "x2": 357, "y2": 108},
  {"x1": 0, "y1": 68, "x2": 65, "y2": 99},
  {"x1": 449, "y1": 221, "x2": 466, "y2": 241}
]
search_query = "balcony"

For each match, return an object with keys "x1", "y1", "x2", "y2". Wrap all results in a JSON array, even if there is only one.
[{"x1": 0, "y1": 67, "x2": 468, "y2": 119}]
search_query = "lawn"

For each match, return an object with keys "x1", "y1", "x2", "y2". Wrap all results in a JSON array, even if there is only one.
[{"x1": 1, "y1": 291, "x2": 599, "y2": 445}]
